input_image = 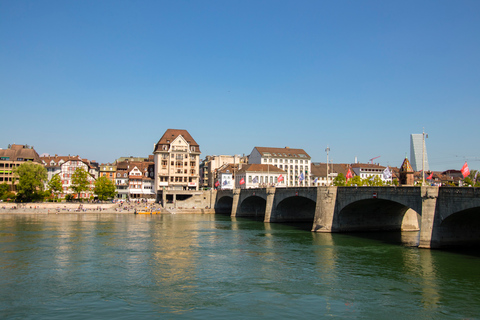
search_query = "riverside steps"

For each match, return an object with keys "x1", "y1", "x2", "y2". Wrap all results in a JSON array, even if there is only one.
[{"x1": 214, "y1": 186, "x2": 480, "y2": 249}]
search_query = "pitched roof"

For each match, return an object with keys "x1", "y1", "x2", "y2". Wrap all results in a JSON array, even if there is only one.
[
  {"x1": 351, "y1": 163, "x2": 386, "y2": 170},
  {"x1": 0, "y1": 144, "x2": 41, "y2": 163},
  {"x1": 237, "y1": 164, "x2": 285, "y2": 174},
  {"x1": 400, "y1": 158, "x2": 414, "y2": 172},
  {"x1": 311, "y1": 163, "x2": 350, "y2": 177},
  {"x1": 254, "y1": 147, "x2": 310, "y2": 159},
  {"x1": 40, "y1": 155, "x2": 96, "y2": 169},
  {"x1": 154, "y1": 129, "x2": 200, "y2": 152}
]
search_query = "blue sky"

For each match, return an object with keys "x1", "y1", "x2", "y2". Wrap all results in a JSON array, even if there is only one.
[{"x1": 1, "y1": 0, "x2": 479, "y2": 171}]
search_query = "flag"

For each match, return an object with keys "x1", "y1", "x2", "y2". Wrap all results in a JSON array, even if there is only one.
[
  {"x1": 277, "y1": 174, "x2": 284, "y2": 182},
  {"x1": 346, "y1": 169, "x2": 352, "y2": 180},
  {"x1": 299, "y1": 172, "x2": 304, "y2": 182},
  {"x1": 461, "y1": 162, "x2": 470, "y2": 178},
  {"x1": 239, "y1": 178, "x2": 245, "y2": 185},
  {"x1": 383, "y1": 167, "x2": 392, "y2": 180},
  {"x1": 215, "y1": 180, "x2": 220, "y2": 187},
  {"x1": 427, "y1": 172, "x2": 433, "y2": 180},
  {"x1": 314, "y1": 177, "x2": 318, "y2": 184},
  {"x1": 253, "y1": 176, "x2": 258, "y2": 183},
  {"x1": 223, "y1": 180, "x2": 228, "y2": 185}
]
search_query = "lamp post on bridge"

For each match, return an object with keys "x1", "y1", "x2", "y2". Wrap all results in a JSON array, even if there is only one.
[{"x1": 325, "y1": 146, "x2": 330, "y2": 186}]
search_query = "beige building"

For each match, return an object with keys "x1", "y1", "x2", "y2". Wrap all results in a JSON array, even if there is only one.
[
  {"x1": 200, "y1": 155, "x2": 247, "y2": 189},
  {"x1": 153, "y1": 129, "x2": 201, "y2": 192},
  {"x1": 0, "y1": 144, "x2": 42, "y2": 192}
]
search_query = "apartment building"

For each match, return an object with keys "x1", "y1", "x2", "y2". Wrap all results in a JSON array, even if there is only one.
[
  {"x1": 199, "y1": 155, "x2": 247, "y2": 189},
  {"x1": 127, "y1": 160, "x2": 155, "y2": 199},
  {"x1": 99, "y1": 163, "x2": 117, "y2": 184},
  {"x1": 153, "y1": 129, "x2": 201, "y2": 192},
  {"x1": 40, "y1": 155, "x2": 96, "y2": 199},
  {"x1": 0, "y1": 144, "x2": 42, "y2": 192},
  {"x1": 248, "y1": 147, "x2": 311, "y2": 187},
  {"x1": 235, "y1": 164, "x2": 286, "y2": 189}
]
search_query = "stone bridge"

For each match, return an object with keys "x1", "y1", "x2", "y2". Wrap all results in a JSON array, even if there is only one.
[{"x1": 214, "y1": 186, "x2": 480, "y2": 249}]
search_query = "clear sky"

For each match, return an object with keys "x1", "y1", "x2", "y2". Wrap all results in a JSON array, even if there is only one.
[{"x1": 1, "y1": 0, "x2": 479, "y2": 171}]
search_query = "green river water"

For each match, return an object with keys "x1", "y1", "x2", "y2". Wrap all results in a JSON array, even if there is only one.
[{"x1": 0, "y1": 213, "x2": 479, "y2": 319}]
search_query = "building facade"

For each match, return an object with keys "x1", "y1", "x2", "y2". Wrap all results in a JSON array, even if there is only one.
[
  {"x1": 41, "y1": 155, "x2": 97, "y2": 199},
  {"x1": 351, "y1": 163, "x2": 392, "y2": 184},
  {"x1": 99, "y1": 163, "x2": 117, "y2": 184},
  {"x1": 410, "y1": 133, "x2": 429, "y2": 172},
  {"x1": 199, "y1": 155, "x2": 247, "y2": 189},
  {"x1": 235, "y1": 164, "x2": 286, "y2": 189},
  {"x1": 0, "y1": 144, "x2": 42, "y2": 192},
  {"x1": 248, "y1": 147, "x2": 311, "y2": 187},
  {"x1": 310, "y1": 163, "x2": 350, "y2": 186},
  {"x1": 153, "y1": 129, "x2": 201, "y2": 193}
]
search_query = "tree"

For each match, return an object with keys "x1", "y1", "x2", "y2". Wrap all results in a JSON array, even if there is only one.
[
  {"x1": 71, "y1": 167, "x2": 91, "y2": 200},
  {"x1": 333, "y1": 173, "x2": 346, "y2": 186},
  {"x1": 364, "y1": 175, "x2": 384, "y2": 186},
  {"x1": 463, "y1": 170, "x2": 480, "y2": 187},
  {"x1": 94, "y1": 176, "x2": 117, "y2": 201},
  {"x1": 14, "y1": 162, "x2": 47, "y2": 202},
  {"x1": 0, "y1": 183, "x2": 9, "y2": 199},
  {"x1": 347, "y1": 175, "x2": 363, "y2": 186},
  {"x1": 47, "y1": 174, "x2": 63, "y2": 200}
]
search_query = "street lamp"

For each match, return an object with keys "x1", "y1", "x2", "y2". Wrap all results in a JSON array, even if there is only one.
[
  {"x1": 325, "y1": 146, "x2": 330, "y2": 186},
  {"x1": 422, "y1": 128, "x2": 428, "y2": 186}
]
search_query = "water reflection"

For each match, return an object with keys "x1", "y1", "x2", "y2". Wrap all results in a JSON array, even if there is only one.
[{"x1": 0, "y1": 213, "x2": 479, "y2": 319}]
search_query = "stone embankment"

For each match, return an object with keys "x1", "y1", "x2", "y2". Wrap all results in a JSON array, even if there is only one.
[{"x1": 0, "y1": 202, "x2": 215, "y2": 214}]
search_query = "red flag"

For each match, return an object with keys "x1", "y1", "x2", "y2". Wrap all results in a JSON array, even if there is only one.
[
  {"x1": 427, "y1": 172, "x2": 433, "y2": 180},
  {"x1": 346, "y1": 169, "x2": 352, "y2": 180},
  {"x1": 239, "y1": 178, "x2": 245, "y2": 185},
  {"x1": 277, "y1": 174, "x2": 284, "y2": 182},
  {"x1": 461, "y1": 162, "x2": 470, "y2": 178},
  {"x1": 215, "y1": 180, "x2": 220, "y2": 187}
]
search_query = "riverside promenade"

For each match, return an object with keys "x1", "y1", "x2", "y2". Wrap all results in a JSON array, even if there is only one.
[{"x1": 0, "y1": 201, "x2": 215, "y2": 214}]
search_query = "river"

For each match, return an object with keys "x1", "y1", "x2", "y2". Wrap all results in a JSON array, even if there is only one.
[{"x1": 0, "y1": 213, "x2": 479, "y2": 319}]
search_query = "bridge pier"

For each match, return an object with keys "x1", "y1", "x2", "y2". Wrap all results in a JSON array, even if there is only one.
[
  {"x1": 312, "y1": 187, "x2": 338, "y2": 232},
  {"x1": 419, "y1": 186, "x2": 440, "y2": 249},
  {"x1": 231, "y1": 189, "x2": 241, "y2": 217},
  {"x1": 264, "y1": 187, "x2": 276, "y2": 222}
]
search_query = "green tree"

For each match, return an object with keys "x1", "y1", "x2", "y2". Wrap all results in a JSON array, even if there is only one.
[
  {"x1": 463, "y1": 170, "x2": 480, "y2": 187},
  {"x1": 347, "y1": 175, "x2": 363, "y2": 186},
  {"x1": 94, "y1": 176, "x2": 116, "y2": 201},
  {"x1": 14, "y1": 162, "x2": 47, "y2": 202},
  {"x1": 71, "y1": 167, "x2": 91, "y2": 200},
  {"x1": 364, "y1": 175, "x2": 384, "y2": 186},
  {"x1": 47, "y1": 174, "x2": 63, "y2": 200},
  {"x1": 0, "y1": 183, "x2": 9, "y2": 200},
  {"x1": 333, "y1": 173, "x2": 346, "y2": 186}
]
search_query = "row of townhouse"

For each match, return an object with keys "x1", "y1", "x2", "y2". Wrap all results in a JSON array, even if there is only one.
[{"x1": 2, "y1": 130, "x2": 466, "y2": 200}]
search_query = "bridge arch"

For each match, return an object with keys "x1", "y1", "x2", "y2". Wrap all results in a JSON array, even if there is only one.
[
  {"x1": 239, "y1": 196, "x2": 266, "y2": 219},
  {"x1": 336, "y1": 198, "x2": 420, "y2": 232},
  {"x1": 436, "y1": 206, "x2": 480, "y2": 248},
  {"x1": 215, "y1": 195, "x2": 233, "y2": 214},
  {"x1": 272, "y1": 196, "x2": 316, "y2": 222}
]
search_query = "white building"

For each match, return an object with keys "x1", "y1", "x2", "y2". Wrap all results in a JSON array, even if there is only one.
[
  {"x1": 41, "y1": 155, "x2": 96, "y2": 199},
  {"x1": 351, "y1": 163, "x2": 392, "y2": 184},
  {"x1": 218, "y1": 170, "x2": 234, "y2": 190},
  {"x1": 248, "y1": 147, "x2": 311, "y2": 187},
  {"x1": 235, "y1": 164, "x2": 286, "y2": 189}
]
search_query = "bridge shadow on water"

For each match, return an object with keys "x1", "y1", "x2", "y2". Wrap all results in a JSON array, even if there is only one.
[{"x1": 335, "y1": 230, "x2": 420, "y2": 248}]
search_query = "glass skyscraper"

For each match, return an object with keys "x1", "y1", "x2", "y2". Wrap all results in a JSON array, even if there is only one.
[{"x1": 410, "y1": 134, "x2": 429, "y2": 172}]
